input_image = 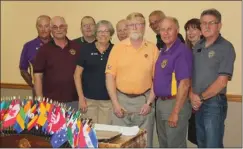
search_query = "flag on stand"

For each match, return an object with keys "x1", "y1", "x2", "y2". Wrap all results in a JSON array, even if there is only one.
[
  {"x1": 47, "y1": 106, "x2": 66, "y2": 134},
  {"x1": 50, "y1": 128, "x2": 68, "y2": 148},
  {"x1": 3, "y1": 100, "x2": 20, "y2": 128},
  {"x1": 13, "y1": 106, "x2": 25, "y2": 133},
  {"x1": 77, "y1": 119, "x2": 87, "y2": 148},
  {"x1": 36, "y1": 101, "x2": 47, "y2": 126}
]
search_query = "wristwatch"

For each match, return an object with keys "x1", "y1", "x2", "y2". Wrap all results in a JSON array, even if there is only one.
[
  {"x1": 147, "y1": 102, "x2": 152, "y2": 107},
  {"x1": 199, "y1": 94, "x2": 205, "y2": 102}
]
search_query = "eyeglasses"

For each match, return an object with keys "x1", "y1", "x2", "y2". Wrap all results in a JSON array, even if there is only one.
[
  {"x1": 97, "y1": 30, "x2": 110, "y2": 34},
  {"x1": 82, "y1": 24, "x2": 95, "y2": 28},
  {"x1": 127, "y1": 23, "x2": 145, "y2": 28},
  {"x1": 200, "y1": 21, "x2": 219, "y2": 27},
  {"x1": 149, "y1": 20, "x2": 161, "y2": 27},
  {"x1": 52, "y1": 25, "x2": 67, "y2": 31}
]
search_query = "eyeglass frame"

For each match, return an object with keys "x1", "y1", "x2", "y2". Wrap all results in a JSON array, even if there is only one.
[{"x1": 200, "y1": 20, "x2": 220, "y2": 27}]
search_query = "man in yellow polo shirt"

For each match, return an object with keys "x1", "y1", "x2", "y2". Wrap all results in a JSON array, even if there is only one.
[{"x1": 105, "y1": 12, "x2": 159, "y2": 147}]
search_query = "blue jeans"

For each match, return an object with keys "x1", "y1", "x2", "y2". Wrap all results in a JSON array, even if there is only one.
[{"x1": 195, "y1": 94, "x2": 228, "y2": 148}]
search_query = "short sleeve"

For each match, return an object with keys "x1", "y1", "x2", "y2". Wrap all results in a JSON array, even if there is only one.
[
  {"x1": 19, "y1": 44, "x2": 29, "y2": 71},
  {"x1": 218, "y1": 44, "x2": 236, "y2": 81},
  {"x1": 105, "y1": 44, "x2": 119, "y2": 76},
  {"x1": 33, "y1": 46, "x2": 47, "y2": 73},
  {"x1": 76, "y1": 46, "x2": 86, "y2": 68},
  {"x1": 175, "y1": 49, "x2": 193, "y2": 81}
]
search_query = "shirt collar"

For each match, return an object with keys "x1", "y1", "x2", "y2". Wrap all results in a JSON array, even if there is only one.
[
  {"x1": 37, "y1": 36, "x2": 52, "y2": 45},
  {"x1": 124, "y1": 38, "x2": 149, "y2": 48},
  {"x1": 161, "y1": 38, "x2": 181, "y2": 54},
  {"x1": 50, "y1": 37, "x2": 71, "y2": 48},
  {"x1": 198, "y1": 33, "x2": 222, "y2": 47}
]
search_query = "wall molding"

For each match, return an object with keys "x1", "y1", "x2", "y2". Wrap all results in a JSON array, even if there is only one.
[
  {"x1": 0, "y1": 83, "x2": 242, "y2": 102},
  {"x1": 1, "y1": 83, "x2": 31, "y2": 90}
]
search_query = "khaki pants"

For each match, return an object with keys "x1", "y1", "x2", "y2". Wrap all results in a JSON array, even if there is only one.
[
  {"x1": 156, "y1": 98, "x2": 191, "y2": 148},
  {"x1": 112, "y1": 90, "x2": 155, "y2": 147},
  {"x1": 82, "y1": 98, "x2": 112, "y2": 125}
]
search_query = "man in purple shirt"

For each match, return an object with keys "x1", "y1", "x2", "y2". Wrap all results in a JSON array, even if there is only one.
[
  {"x1": 153, "y1": 17, "x2": 192, "y2": 147},
  {"x1": 19, "y1": 15, "x2": 51, "y2": 96}
]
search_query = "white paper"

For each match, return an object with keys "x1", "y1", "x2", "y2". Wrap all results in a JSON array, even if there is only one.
[{"x1": 94, "y1": 124, "x2": 139, "y2": 136}]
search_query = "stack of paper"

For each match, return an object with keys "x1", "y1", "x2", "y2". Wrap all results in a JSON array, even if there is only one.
[{"x1": 94, "y1": 124, "x2": 139, "y2": 136}]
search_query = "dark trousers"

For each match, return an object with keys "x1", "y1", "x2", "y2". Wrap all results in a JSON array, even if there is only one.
[{"x1": 188, "y1": 111, "x2": 197, "y2": 145}]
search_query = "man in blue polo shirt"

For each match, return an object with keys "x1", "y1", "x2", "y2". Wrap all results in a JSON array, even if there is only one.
[
  {"x1": 153, "y1": 17, "x2": 192, "y2": 147},
  {"x1": 19, "y1": 15, "x2": 51, "y2": 97}
]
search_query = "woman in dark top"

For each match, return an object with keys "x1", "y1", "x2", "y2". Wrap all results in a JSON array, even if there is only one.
[
  {"x1": 184, "y1": 18, "x2": 202, "y2": 145},
  {"x1": 74, "y1": 20, "x2": 114, "y2": 124}
]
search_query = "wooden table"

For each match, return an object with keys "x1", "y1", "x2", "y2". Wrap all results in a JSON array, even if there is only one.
[{"x1": 98, "y1": 130, "x2": 147, "y2": 148}]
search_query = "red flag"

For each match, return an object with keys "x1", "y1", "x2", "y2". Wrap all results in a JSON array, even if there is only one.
[
  {"x1": 3, "y1": 100, "x2": 20, "y2": 128},
  {"x1": 78, "y1": 121, "x2": 87, "y2": 148},
  {"x1": 47, "y1": 107, "x2": 65, "y2": 133}
]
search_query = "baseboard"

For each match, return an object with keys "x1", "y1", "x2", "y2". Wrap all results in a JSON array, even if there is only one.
[{"x1": 0, "y1": 83, "x2": 242, "y2": 102}]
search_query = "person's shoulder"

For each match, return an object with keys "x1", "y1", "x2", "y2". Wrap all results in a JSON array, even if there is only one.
[
  {"x1": 178, "y1": 42, "x2": 193, "y2": 56},
  {"x1": 144, "y1": 39, "x2": 158, "y2": 50},
  {"x1": 23, "y1": 37, "x2": 39, "y2": 47},
  {"x1": 72, "y1": 37, "x2": 81, "y2": 42},
  {"x1": 218, "y1": 36, "x2": 234, "y2": 49}
]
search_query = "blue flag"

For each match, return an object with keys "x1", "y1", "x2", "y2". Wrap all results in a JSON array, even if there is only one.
[
  {"x1": 89, "y1": 128, "x2": 98, "y2": 148},
  {"x1": 51, "y1": 128, "x2": 68, "y2": 148}
]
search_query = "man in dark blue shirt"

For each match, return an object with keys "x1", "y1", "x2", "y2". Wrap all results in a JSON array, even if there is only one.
[{"x1": 149, "y1": 10, "x2": 185, "y2": 50}]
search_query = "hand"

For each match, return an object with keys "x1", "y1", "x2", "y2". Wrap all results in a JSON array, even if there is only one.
[
  {"x1": 79, "y1": 98, "x2": 87, "y2": 113},
  {"x1": 139, "y1": 103, "x2": 151, "y2": 116},
  {"x1": 190, "y1": 92, "x2": 202, "y2": 111},
  {"x1": 168, "y1": 112, "x2": 179, "y2": 128},
  {"x1": 113, "y1": 102, "x2": 124, "y2": 118}
]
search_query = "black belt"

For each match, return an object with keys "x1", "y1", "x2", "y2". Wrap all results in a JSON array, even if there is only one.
[{"x1": 117, "y1": 89, "x2": 150, "y2": 98}]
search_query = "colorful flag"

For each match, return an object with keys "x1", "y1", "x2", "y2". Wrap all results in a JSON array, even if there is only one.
[
  {"x1": 78, "y1": 119, "x2": 87, "y2": 148},
  {"x1": 36, "y1": 101, "x2": 47, "y2": 126},
  {"x1": 67, "y1": 110, "x2": 80, "y2": 147},
  {"x1": 0, "y1": 100, "x2": 11, "y2": 121},
  {"x1": 13, "y1": 106, "x2": 25, "y2": 133},
  {"x1": 26, "y1": 103, "x2": 39, "y2": 130},
  {"x1": 47, "y1": 106, "x2": 66, "y2": 133},
  {"x1": 89, "y1": 128, "x2": 98, "y2": 148},
  {"x1": 50, "y1": 128, "x2": 68, "y2": 148},
  {"x1": 3, "y1": 100, "x2": 20, "y2": 128}
]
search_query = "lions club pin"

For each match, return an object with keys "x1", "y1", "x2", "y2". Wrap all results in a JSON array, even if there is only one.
[
  {"x1": 69, "y1": 49, "x2": 76, "y2": 55},
  {"x1": 208, "y1": 50, "x2": 215, "y2": 58},
  {"x1": 161, "y1": 59, "x2": 168, "y2": 68}
]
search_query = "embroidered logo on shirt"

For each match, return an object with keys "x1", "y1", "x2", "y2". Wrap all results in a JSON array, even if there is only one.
[
  {"x1": 144, "y1": 54, "x2": 148, "y2": 58},
  {"x1": 161, "y1": 59, "x2": 168, "y2": 69},
  {"x1": 208, "y1": 50, "x2": 215, "y2": 58},
  {"x1": 69, "y1": 49, "x2": 76, "y2": 55}
]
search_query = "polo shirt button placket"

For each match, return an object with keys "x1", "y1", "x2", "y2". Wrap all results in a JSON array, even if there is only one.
[{"x1": 101, "y1": 52, "x2": 104, "y2": 60}]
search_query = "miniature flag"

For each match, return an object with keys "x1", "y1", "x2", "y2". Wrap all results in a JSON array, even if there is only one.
[
  {"x1": 13, "y1": 106, "x2": 25, "y2": 133},
  {"x1": 50, "y1": 128, "x2": 68, "y2": 148},
  {"x1": 47, "y1": 107, "x2": 66, "y2": 133},
  {"x1": 3, "y1": 100, "x2": 20, "y2": 128},
  {"x1": 36, "y1": 101, "x2": 47, "y2": 126},
  {"x1": 78, "y1": 120, "x2": 87, "y2": 148}
]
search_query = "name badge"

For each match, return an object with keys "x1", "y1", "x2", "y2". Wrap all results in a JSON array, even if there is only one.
[{"x1": 91, "y1": 52, "x2": 98, "y2": 56}]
